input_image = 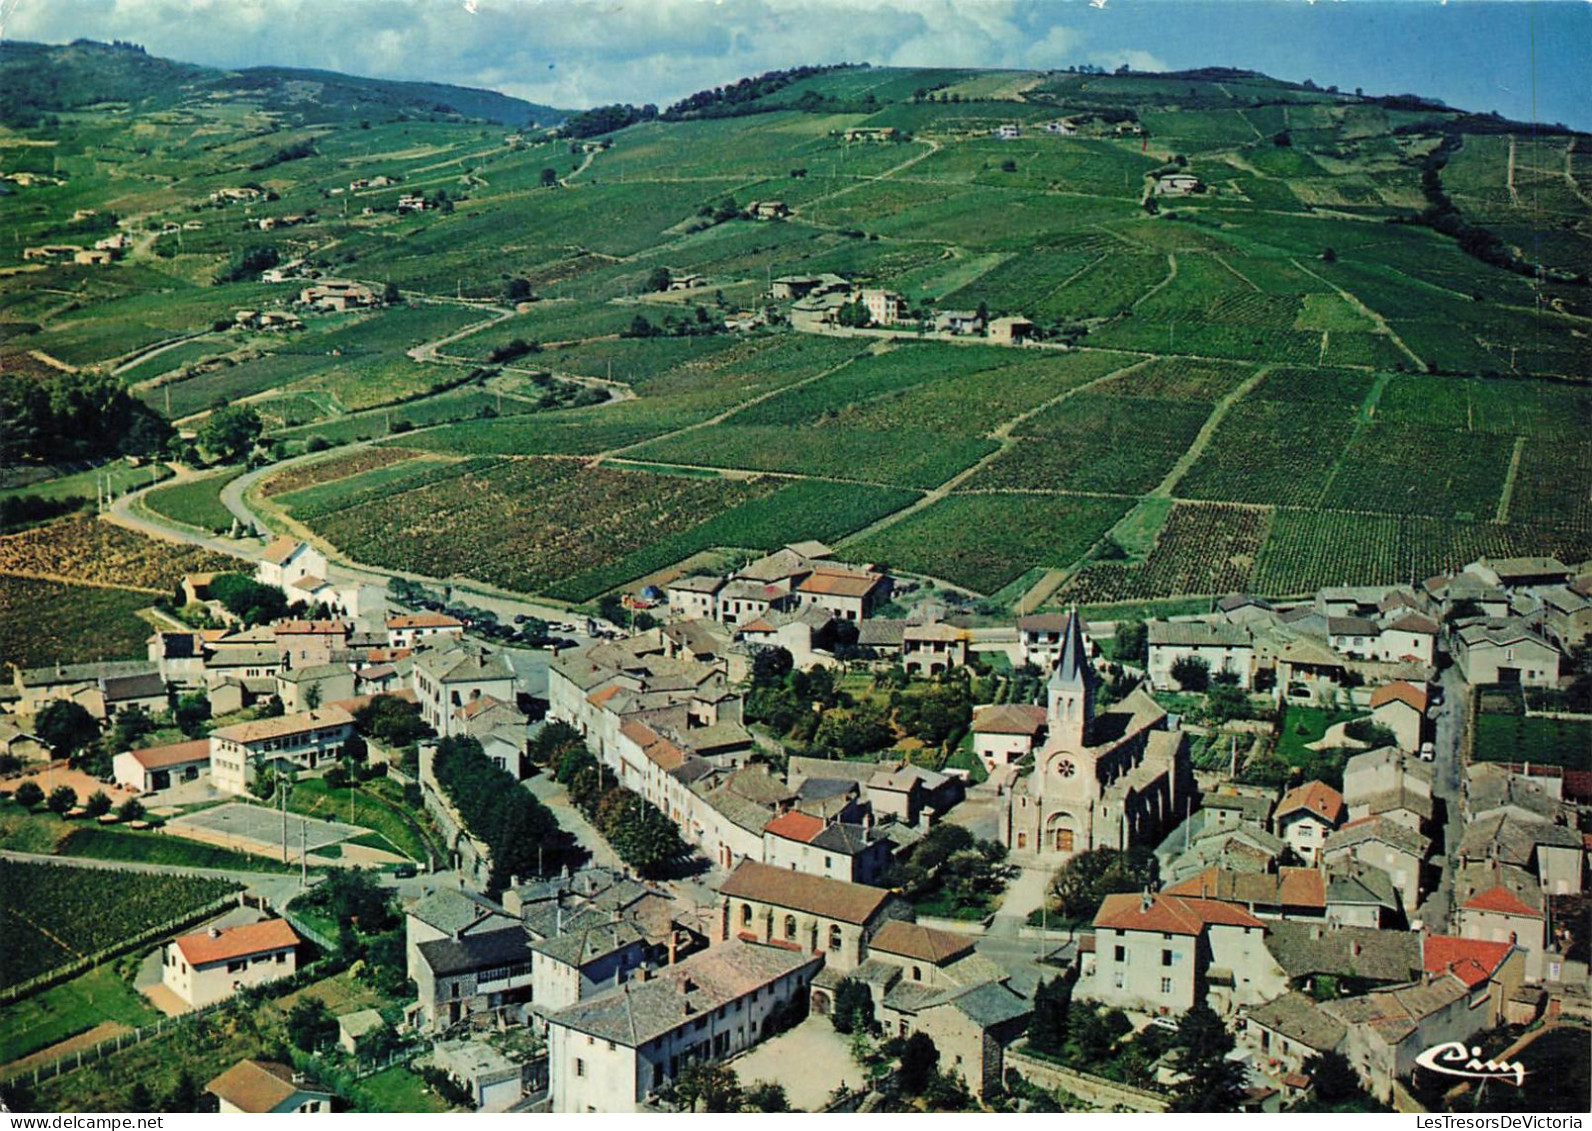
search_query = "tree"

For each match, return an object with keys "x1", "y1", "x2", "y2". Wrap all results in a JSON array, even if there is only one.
[
  {"x1": 1302, "y1": 1050, "x2": 1362, "y2": 1104},
  {"x1": 831, "y1": 977, "x2": 877, "y2": 1036},
  {"x1": 673, "y1": 1061, "x2": 742, "y2": 1113},
  {"x1": 35, "y1": 700, "x2": 99, "y2": 758},
  {"x1": 1113, "y1": 618, "x2": 1148, "y2": 664},
  {"x1": 540, "y1": 166, "x2": 558, "y2": 188},
  {"x1": 1170, "y1": 654, "x2": 1210, "y2": 692},
  {"x1": 174, "y1": 693, "x2": 211, "y2": 738},
  {"x1": 354, "y1": 694, "x2": 430, "y2": 745},
  {"x1": 197, "y1": 404, "x2": 263, "y2": 463},
  {"x1": 13, "y1": 780, "x2": 44, "y2": 809},
  {"x1": 1026, "y1": 976, "x2": 1071, "y2": 1054},
  {"x1": 645, "y1": 266, "x2": 673, "y2": 293},
  {"x1": 1321, "y1": 247, "x2": 1337, "y2": 263},
  {"x1": 162, "y1": 1070, "x2": 201, "y2": 1113},
  {"x1": 741, "y1": 1081, "x2": 789, "y2": 1112},
  {"x1": 1168, "y1": 1003, "x2": 1246, "y2": 1112},
  {"x1": 750, "y1": 646, "x2": 794, "y2": 687},
  {"x1": 1065, "y1": 1004, "x2": 1114, "y2": 1064},
  {"x1": 898, "y1": 1032, "x2": 940, "y2": 1096},
  {"x1": 117, "y1": 796, "x2": 145, "y2": 822},
  {"x1": 836, "y1": 299, "x2": 870, "y2": 328},
  {"x1": 605, "y1": 793, "x2": 687, "y2": 878},
  {"x1": 1047, "y1": 846, "x2": 1158, "y2": 921},
  {"x1": 285, "y1": 997, "x2": 336, "y2": 1052},
  {"x1": 208, "y1": 573, "x2": 288, "y2": 625},
  {"x1": 111, "y1": 704, "x2": 156, "y2": 752},
  {"x1": 47, "y1": 785, "x2": 77, "y2": 815},
  {"x1": 382, "y1": 281, "x2": 401, "y2": 305},
  {"x1": 84, "y1": 790, "x2": 112, "y2": 818},
  {"x1": 303, "y1": 682, "x2": 323, "y2": 711}
]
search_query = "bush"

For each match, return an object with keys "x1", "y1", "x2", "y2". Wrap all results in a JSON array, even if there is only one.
[
  {"x1": 47, "y1": 785, "x2": 77, "y2": 815},
  {"x1": 14, "y1": 780, "x2": 44, "y2": 809}
]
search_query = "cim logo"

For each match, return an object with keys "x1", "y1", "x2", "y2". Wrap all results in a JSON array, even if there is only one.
[{"x1": 1414, "y1": 1041, "x2": 1527, "y2": 1087}]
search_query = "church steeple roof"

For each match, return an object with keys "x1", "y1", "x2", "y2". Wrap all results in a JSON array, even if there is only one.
[{"x1": 1049, "y1": 609, "x2": 1090, "y2": 690}]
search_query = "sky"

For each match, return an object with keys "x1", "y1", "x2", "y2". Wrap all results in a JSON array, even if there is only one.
[{"x1": 6, "y1": 0, "x2": 1589, "y2": 130}]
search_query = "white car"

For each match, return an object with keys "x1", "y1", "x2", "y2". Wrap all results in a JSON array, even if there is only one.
[{"x1": 1420, "y1": 741, "x2": 1436, "y2": 761}]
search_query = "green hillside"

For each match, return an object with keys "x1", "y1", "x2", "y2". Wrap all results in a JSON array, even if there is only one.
[{"x1": 3, "y1": 55, "x2": 1588, "y2": 612}]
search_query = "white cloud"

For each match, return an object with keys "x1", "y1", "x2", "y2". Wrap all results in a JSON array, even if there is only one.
[{"x1": 1087, "y1": 47, "x2": 1169, "y2": 74}]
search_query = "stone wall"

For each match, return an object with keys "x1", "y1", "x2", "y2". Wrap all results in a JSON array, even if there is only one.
[{"x1": 1005, "y1": 1046, "x2": 1170, "y2": 1113}]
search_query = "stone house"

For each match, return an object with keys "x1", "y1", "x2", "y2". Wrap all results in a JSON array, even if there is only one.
[{"x1": 717, "y1": 860, "x2": 909, "y2": 973}]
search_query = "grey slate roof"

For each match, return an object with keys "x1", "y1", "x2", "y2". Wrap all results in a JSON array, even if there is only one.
[
  {"x1": 19, "y1": 659, "x2": 156, "y2": 686},
  {"x1": 1263, "y1": 921, "x2": 1421, "y2": 984},
  {"x1": 1243, "y1": 991, "x2": 1345, "y2": 1052},
  {"x1": 1325, "y1": 865, "x2": 1399, "y2": 910},
  {"x1": 1147, "y1": 620, "x2": 1252, "y2": 648},
  {"x1": 545, "y1": 940, "x2": 817, "y2": 1046},
  {"x1": 416, "y1": 926, "x2": 531, "y2": 977},
  {"x1": 1322, "y1": 816, "x2": 1430, "y2": 859},
  {"x1": 407, "y1": 888, "x2": 513, "y2": 936},
  {"x1": 529, "y1": 920, "x2": 647, "y2": 968},
  {"x1": 1459, "y1": 812, "x2": 1581, "y2": 866}
]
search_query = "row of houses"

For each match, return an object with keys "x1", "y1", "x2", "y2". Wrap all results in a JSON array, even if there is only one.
[{"x1": 665, "y1": 542, "x2": 894, "y2": 625}]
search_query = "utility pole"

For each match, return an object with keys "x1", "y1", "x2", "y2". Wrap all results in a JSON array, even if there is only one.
[{"x1": 300, "y1": 819, "x2": 307, "y2": 887}]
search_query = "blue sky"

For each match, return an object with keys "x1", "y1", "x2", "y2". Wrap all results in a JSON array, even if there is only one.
[{"x1": 9, "y1": 1, "x2": 1589, "y2": 129}]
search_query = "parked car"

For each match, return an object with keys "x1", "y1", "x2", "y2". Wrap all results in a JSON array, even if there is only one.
[
  {"x1": 1420, "y1": 741, "x2": 1436, "y2": 761},
  {"x1": 393, "y1": 863, "x2": 417, "y2": 879}
]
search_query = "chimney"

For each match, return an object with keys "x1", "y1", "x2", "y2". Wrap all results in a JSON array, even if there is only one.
[
  {"x1": 1140, "y1": 892, "x2": 1153, "y2": 913},
  {"x1": 209, "y1": 926, "x2": 222, "y2": 939}
]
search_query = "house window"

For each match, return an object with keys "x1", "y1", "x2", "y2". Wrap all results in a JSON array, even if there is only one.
[
  {"x1": 1113, "y1": 972, "x2": 1125, "y2": 989},
  {"x1": 1162, "y1": 949, "x2": 1173, "y2": 967},
  {"x1": 1114, "y1": 946, "x2": 1125, "y2": 963},
  {"x1": 828, "y1": 925, "x2": 843, "y2": 951},
  {"x1": 1161, "y1": 978, "x2": 1173, "y2": 994},
  {"x1": 575, "y1": 1059, "x2": 586, "y2": 1078},
  {"x1": 911, "y1": 966, "x2": 923, "y2": 982},
  {"x1": 741, "y1": 903, "x2": 753, "y2": 927},
  {"x1": 784, "y1": 915, "x2": 797, "y2": 941}
]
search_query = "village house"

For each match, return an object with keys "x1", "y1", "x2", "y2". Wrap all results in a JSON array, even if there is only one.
[
  {"x1": 13, "y1": 660, "x2": 161, "y2": 717},
  {"x1": 843, "y1": 127, "x2": 897, "y2": 142},
  {"x1": 760, "y1": 809, "x2": 893, "y2": 886},
  {"x1": 0, "y1": 720, "x2": 49, "y2": 765},
  {"x1": 275, "y1": 663, "x2": 356, "y2": 713},
  {"x1": 413, "y1": 925, "x2": 535, "y2": 1032},
  {"x1": 387, "y1": 611, "x2": 465, "y2": 650},
  {"x1": 850, "y1": 920, "x2": 1032, "y2": 1097},
  {"x1": 1003, "y1": 613, "x2": 1194, "y2": 862},
  {"x1": 747, "y1": 200, "x2": 789, "y2": 219},
  {"x1": 1273, "y1": 781, "x2": 1345, "y2": 866},
  {"x1": 795, "y1": 567, "x2": 891, "y2": 621},
  {"x1": 1454, "y1": 863, "x2": 1547, "y2": 982},
  {"x1": 1464, "y1": 555, "x2": 1572, "y2": 590},
  {"x1": 1260, "y1": 921, "x2": 1422, "y2": 997},
  {"x1": 1450, "y1": 619, "x2": 1561, "y2": 687},
  {"x1": 163, "y1": 920, "x2": 300, "y2": 1009},
  {"x1": 769, "y1": 273, "x2": 849, "y2": 301},
  {"x1": 208, "y1": 707, "x2": 356, "y2": 796},
  {"x1": 1375, "y1": 612, "x2": 1439, "y2": 665},
  {"x1": 855, "y1": 288, "x2": 907, "y2": 326},
  {"x1": 1368, "y1": 682, "x2": 1427, "y2": 753},
  {"x1": 1460, "y1": 810, "x2": 1583, "y2": 896},
  {"x1": 546, "y1": 940, "x2": 822, "y2": 1113},
  {"x1": 207, "y1": 1059, "x2": 333, "y2": 1114},
  {"x1": 404, "y1": 888, "x2": 520, "y2": 984},
  {"x1": 274, "y1": 619, "x2": 348, "y2": 667},
  {"x1": 423, "y1": 1041, "x2": 528, "y2": 1113},
  {"x1": 933, "y1": 309, "x2": 985, "y2": 335},
  {"x1": 992, "y1": 124, "x2": 1020, "y2": 140},
  {"x1": 337, "y1": 1009, "x2": 387, "y2": 1057},
  {"x1": 1319, "y1": 974, "x2": 1492, "y2": 1103},
  {"x1": 149, "y1": 630, "x2": 207, "y2": 686},
  {"x1": 901, "y1": 622, "x2": 967, "y2": 676},
  {"x1": 528, "y1": 918, "x2": 652, "y2": 1016},
  {"x1": 868, "y1": 762, "x2": 962, "y2": 827},
  {"x1": 412, "y1": 643, "x2": 516, "y2": 738},
  {"x1": 1084, "y1": 892, "x2": 1284, "y2": 1017},
  {"x1": 1326, "y1": 616, "x2": 1380, "y2": 661},
  {"x1": 665, "y1": 576, "x2": 724, "y2": 620},
  {"x1": 1016, "y1": 612, "x2": 1092, "y2": 668},
  {"x1": 970, "y1": 703, "x2": 1047, "y2": 774},
  {"x1": 257, "y1": 537, "x2": 330, "y2": 591},
  {"x1": 1147, "y1": 620, "x2": 1255, "y2": 689},
  {"x1": 113, "y1": 738, "x2": 210, "y2": 793},
  {"x1": 717, "y1": 860, "x2": 910, "y2": 974},
  {"x1": 1320, "y1": 817, "x2": 1430, "y2": 919},
  {"x1": 1162, "y1": 867, "x2": 1328, "y2": 922}
]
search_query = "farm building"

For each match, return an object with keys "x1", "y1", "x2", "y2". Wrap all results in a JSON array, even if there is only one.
[
  {"x1": 971, "y1": 703, "x2": 1047, "y2": 773},
  {"x1": 987, "y1": 315, "x2": 1035, "y2": 343},
  {"x1": 113, "y1": 739, "x2": 211, "y2": 793}
]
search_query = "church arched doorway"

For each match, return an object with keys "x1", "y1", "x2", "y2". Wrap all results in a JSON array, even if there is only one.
[{"x1": 1044, "y1": 812, "x2": 1076, "y2": 853}]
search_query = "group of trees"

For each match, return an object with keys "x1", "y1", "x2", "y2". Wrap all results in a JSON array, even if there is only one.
[
  {"x1": 663, "y1": 64, "x2": 850, "y2": 121},
  {"x1": 214, "y1": 244, "x2": 279, "y2": 284},
  {"x1": 206, "y1": 572, "x2": 289, "y2": 624},
  {"x1": 1045, "y1": 846, "x2": 1159, "y2": 923},
  {"x1": 547, "y1": 729, "x2": 687, "y2": 878},
  {"x1": 431, "y1": 735, "x2": 574, "y2": 888},
  {"x1": 196, "y1": 404, "x2": 264, "y2": 463},
  {"x1": 12, "y1": 777, "x2": 142, "y2": 822},
  {"x1": 0, "y1": 370, "x2": 174, "y2": 465},
  {"x1": 666, "y1": 1062, "x2": 790, "y2": 1113},
  {"x1": 882, "y1": 822, "x2": 1010, "y2": 914}
]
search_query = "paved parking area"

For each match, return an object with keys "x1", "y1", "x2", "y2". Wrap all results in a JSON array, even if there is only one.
[
  {"x1": 165, "y1": 801, "x2": 365, "y2": 856},
  {"x1": 729, "y1": 1016, "x2": 864, "y2": 1112}
]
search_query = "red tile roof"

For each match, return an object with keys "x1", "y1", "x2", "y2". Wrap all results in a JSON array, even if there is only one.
[
  {"x1": 718, "y1": 860, "x2": 891, "y2": 925},
  {"x1": 797, "y1": 569, "x2": 884, "y2": 598},
  {"x1": 387, "y1": 612, "x2": 463, "y2": 630},
  {"x1": 868, "y1": 921, "x2": 975, "y2": 965},
  {"x1": 1422, "y1": 935, "x2": 1512, "y2": 989},
  {"x1": 1277, "y1": 781, "x2": 1345, "y2": 826},
  {"x1": 763, "y1": 810, "x2": 825, "y2": 842},
  {"x1": 1094, "y1": 892, "x2": 1265, "y2": 935},
  {"x1": 1461, "y1": 885, "x2": 1539, "y2": 917},
  {"x1": 124, "y1": 739, "x2": 210, "y2": 770},
  {"x1": 972, "y1": 703, "x2": 1047, "y2": 736},
  {"x1": 174, "y1": 919, "x2": 299, "y2": 966},
  {"x1": 259, "y1": 536, "x2": 302, "y2": 565},
  {"x1": 1370, "y1": 681, "x2": 1428, "y2": 713}
]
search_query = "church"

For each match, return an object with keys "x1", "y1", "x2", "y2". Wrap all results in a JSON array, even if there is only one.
[{"x1": 1002, "y1": 612, "x2": 1195, "y2": 861}]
